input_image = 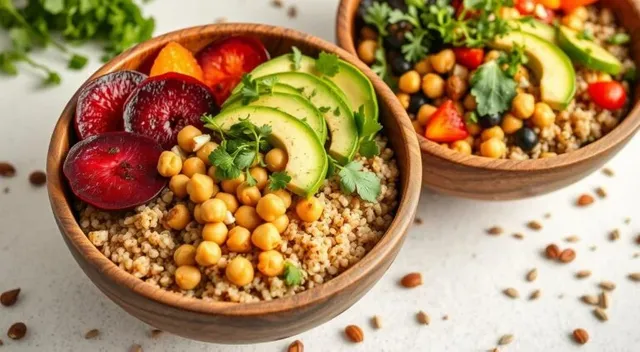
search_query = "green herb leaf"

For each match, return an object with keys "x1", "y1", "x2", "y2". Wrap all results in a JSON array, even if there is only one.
[
  {"x1": 471, "y1": 60, "x2": 517, "y2": 117},
  {"x1": 315, "y1": 52, "x2": 340, "y2": 77},
  {"x1": 608, "y1": 33, "x2": 630, "y2": 45},
  {"x1": 245, "y1": 169, "x2": 257, "y2": 186},
  {"x1": 268, "y1": 171, "x2": 291, "y2": 191},
  {"x1": 234, "y1": 148, "x2": 257, "y2": 170},
  {"x1": 326, "y1": 156, "x2": 337, "y2": 178},
  {"x1": 239, "y1": 74, "x2": 260, "y2": 105},
  {"x1": 68, "y1": 54, "x2": 88, "y2": 70},
  {"x1": 359, "y1": 140, "x2": 380, "y2": 158},
  {"x1": 576, "y1": 29, "x2": 594, "y2": 42},
  {"x1": 624, "y1": 67, "x2": 637, "y2": 82},
  {"x1": 355, "y1": 105, "x2": 382, "y2": 141},
  {"x1": 338, "y1": 161, "x2": 381, "y2": 202},
  {"x1": 42, "y1": 0, "x2": 65, "y2": 14},
  {"x1": 318, "y1": 106, "x2": 331, "y2": 113},
  {"x1": 401, "y1": 29, "x2": 429, "y2": 63},
  {"x1": 282, "y1": 262, "x2": 303, "y2": 286},
  {"x1": 43, "y1": 71, "x2": 61, "y2": 85},
  {"x1": 363, "y1": 1, "x2": 392, "y2": 36},
  {"x1": 465, "y1": 111, "x2": 478, "y2": 124},
  {"x1": 209, "y1": 144, "x2": 242, "y2": 180},
  {"x1": 333, "y1": 106, "x2": 341, "y2": 116},
  {"x1": 497, "y1": 43, "x2": 528, "y2": 78},
  {"x1": 290, "y1": 46, "x2": 302, "y2": 70}
]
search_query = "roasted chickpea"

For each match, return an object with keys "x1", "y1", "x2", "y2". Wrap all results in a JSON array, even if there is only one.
[
  {"x1": 430, "y1": 49, "x2": 456, "y2": 74},
  {"x1": 417, "y1": 104, "x2": 437, "y2": 126},
  {"x1": 265, "y1": 148, "x2": 288, "y2": 172},
  {"x1": 484, "y1": 50, "x2": 501, "y2": 63},
  {"x1": 251, "y1": 223, "x2": 282, "y2": 251},
  {"x1": 196, "y1": 141, "x2": 218, "y2": 166},
  {"x1": 498, "y1": 6, "x2": 520, "y2": 19},
  {"x1": 465, "y1": 121, "x2": 481, "y2": 136},
  {"x1": 215, "y1": 192, "x2": 239, "y2": 213},
  {"x1": 480, "y1": 138, "x2": 506, "y2": 159},
  {"x1": 166, "y1": 204, "x2": 191, "y2": 230},
  {"x1": 257, "y1": 250, "x2": 285, "y2": 277},
  {"x1": 225, "y1": 256, "x2": 254, "y2": 286},
  {"x1": 173, "y1": 244, "x2": 197, "y2": 266},
  {"x1": 398, "y1": 70, "x2": 421, "y2": 94},
  {"x1": 562, "y1": 15, "x2": 584, "y2": 31},
  {"x1": 169, "y1": 174, "x2": 190, "y2": 198},
  {"x1": 463, "y1": 94, "x2": 477, "y2": 111},
  {"x1": 182, "y1": 157, "x2": 206, "y2": 178},
  {"x1": 236, "y1": 182, "x2": 261, "y2": 206},
  {"x1": 414, "y1": 57, "x2": 432, "y2": 75},
  {"x1": 200, "y1": 198, "x2": 226, "y2": 223},
  {"x1": 226, "y1": 226, "x2": 252, "y2": 253},
  {"x1": 157, "y1": 151, "x2": 182, "y2": 177},
  {"x1": 296, "y1": 197, "x2": 324, "y2": 222},
  {"x1": 451, "y1": 140, "x2": 472, "y2": 155},
  {"x1": 202, "y1": 222, "x2": 228, "y2": 245},
  {"x1": 570, "y1": 6, "x2": 589, "y2": 21},
  {"x1": 481, "y1": 126, "x2": 505, "y2": 141},
  {"x1": 360, "y1": 26, "x2": 378, "y2": 40},
  {"x1": 195, "y1": 241, "x2": 222, "y2": 267},
  {"x1": 249, "y1": 166, "x2": 268, "y2": 190},
  {"x1": 396, "y1": 92, "x2": 410, "y2": 110},
  {"x1": 193, "y1": 204, "x2": 204, "y2": 224},
  {"x1": 446, "y1": 75, "x2": 468, "y2": 101},
  {"x1": 511, "y1": 93, "x2": 535, "y2": 119},
  {"x1": 256, "y1": 193, "x2": 287, "y2": 222},
  {"x1": 221, "y1": 173, "x2": 245, "y2": 194},
  {"x1": 187, "y1": 174, "x2": 216, "y2": 203},
  {"x1": 270, "y1": 214, "x2": 290, "y2": 234},
  {"x1": 501, "y1": 114, "x2": 524, "y2": 134},
  {"x1": 532, "y1": 102, "x2": 556, "y2": 128},
  {"x1": 412, "y1": 120, "x2": 424, "y2": 135},
  {"x1": 177, "y1": 125, "x2": 202, "y2": 153},
  {"x1": 266, "y1": 188, "x2": 292, "y2": 209},
  {"x1": 357, "y1": 39, "x2": 377, "y2": 65},
  {"x1": 421, "y1": 73, "x2": 445, "y2": 99},
  {"x1": 175, "y1": 265, "x2": 201, "y2": 290},
  {"x1": 234, "y1": 206, "x2": 262, "y2": 231}
]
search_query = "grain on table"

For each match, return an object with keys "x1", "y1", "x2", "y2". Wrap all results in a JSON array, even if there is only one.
[
  {"x1": 573, "y1": 328, "x2": 589, "y2": 344},
  {"x1": 344, "y1": 325, "x2": 364, "y2": 343},
  {"x1": 0, "y1": 288, "x2": 20, "y2": 307},
  {"x1": 577, "y1": 194, "x2": 595, "y2": 207},
  {"x1": 417, "y1": 311, "x2": 430, "y2": 325}
]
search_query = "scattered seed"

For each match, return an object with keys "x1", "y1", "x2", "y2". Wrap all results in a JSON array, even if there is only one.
[
  {"x1": 214, "y1": 17, "x2": 227, "y2": 23},
  {"x1": 593, "y1": 308, "x2": 608, "y2": 322},
  {"x1": 526, "y1": 268, "x2": 538, "y2": 282},
  {"x1": 503, "y1": 288, "x2": 519, "y2": 299},
  {"x1": 2, "y1": 187, "x2": 9, "y2": 194},
  {"x1": 512, "y1": 233, "x2": 524, "y2": 240},
  {"x1": 150, "y1": 329, "x2": 163, "y2": 338},
  {"x1": 414, "y1": 217, "x2": 423, "y2": 225},
  {"x1": 400, "y1": 273, "x2": 422, "y2": 288},
  {"x1": 636, "y1": 235, "x2": 640, "y2": 245},
  {"x1": 599, "y1": 291, "x2": 610, "y2": 309},
  {"x1": 609, "y1": 229, "x2": 620, "y2": 241},
  {"x1": 371, "y1": 315, "x2": 382, "y2": 329},
  {"x1": 577, "y1": 194, "x2": 594, "y2": 207},
  {"x1": 634, "y1": 252, "x2": 640, "y2": 258},
  {"x1": 575, "y1": 270, "x2": 592, "y2": 279},
  {"x1": 545, "y1": 244, "x2": 560, "y2": 259},
  {"x1": 287, "y1": 5, "x2": 297, "y2": 18},
  {"x1": 0, "y1": 288, "x2": 20, "y2": 307},
  {"x1": 498, "y1": 334, "x2": 514, "y2": 345},
  {"x1": 417, "y1": 311, "x2": 430, "y2": 325},
  {"x1": 559, "y1": 248, "x2": 576, "y2": 263},
  {"x1": 442, "y1": 315, "x2": 449, "y2": 321},
  {"x1": 595, "y1": 187, "x2": 607, "y2": 198},
  {"x1": 271, "y1": 0, "x2": 283, "y2": 8},
  {"x1": 544, "y1": 213, "x2": 552, "y2": 219},
  {"x1": 487, "y1": 226, "x2": 504, "y2": 235},
  {"x1": 344, "y1": 325, "x2": 364, "y2": 343},
  {"x1": 628, "y1": 273, "x2": 640, "y2": 282},
  {"x1": 129, "y1": 344, "x2": 143, "y2": 352},
  {"x1": 0, "y1": 162, "x2": 16, "y2": 177},
  {"x1": 599, "y1": 281, "x2": 616, "y2": 291},
  {"x1": 590, "y1": 245, "x2": 598, "y2": 251},
  {"x1": 558, "y1": 294, "x2": 565, "y2": 299},
  {"x1": 573, "y1": 328, "x2": 589, "y2": 344},
  {"x1": 527, "y1": 221, "x2": 542, "y2": 231},
  {"x1": 565, "y1": 235, "x2": 580, "y2": 243},
  {"x1": 624, "y1": 217, "x2": 631, "y2": 225},
  {"x1": 581, "y1": 295, "x2": 599, "y2": 305},
  {"x1": 28, "y1": 171, "x2": 46, "y2": 186},
  {"x1": 529, "y1": 289, "x2": 541, "y2": 300},
  {"x1": 7, "y1": 322, "x2": 26, "y2": 340},
  {"x1": 287, "y1": 340, "x2": 304, "y2": 352},
  {"x1": 84, "y1": 329, "x2": 100, "y2": 339},
  {"x1": 602, "y1": 168, "x2": 614, "y2": 177}
]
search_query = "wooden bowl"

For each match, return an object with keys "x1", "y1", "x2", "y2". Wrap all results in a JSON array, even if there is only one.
[
  {"x1": 46, "y1": 24, "x2": 421, "y2": 344},
  {"x1": 337, "y1": 0, "x2": 640, "y2": 200}
]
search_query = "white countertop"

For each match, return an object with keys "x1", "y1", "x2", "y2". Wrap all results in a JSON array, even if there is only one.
[{"x1": 1, "y1": 0, "x2": 639, "y2": 351}]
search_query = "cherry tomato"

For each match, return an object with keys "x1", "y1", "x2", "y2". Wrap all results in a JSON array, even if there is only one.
[
  {"x1": 515, "y1": 0, "x2": 536, "y2": 14},
  {"x1": 561, "y1": 0, "x2": 599, "y2": 13},
  {"x1": 425, "y1": 100, "x2": 469, "y2": 143},
  {"x1": 453, "y1": 48, "x2": 485, "y2": 70},
  {"x1": 588, "y1": 81, "x2": 627, "y2": 110},
  {"x1": 537, "y1": 6, "x2": 557, "y2": 24}
]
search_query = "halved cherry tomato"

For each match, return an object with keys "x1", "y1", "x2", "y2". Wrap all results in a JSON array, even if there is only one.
[
  {"x1": 515, "y1": 0, "x2": 536, "y2": 14},
  {"x1": 561, "y1": 0, "x2": 598, "y2": 13},
  {"x1": 453, "y1": 48, "x2": 485, "y2": 70},
  {"x1": 588, "y1": 81, "x2": 627, "y2": 110},
  {"x1": 197, "y1": 36, "x2": 270, "y2": 106},
  {"x1": 537, "y1": 0, "x2": 561, "y2": 9},
  {"x1": 425, "y1": 100, "x2": 469, "y2": 143}
]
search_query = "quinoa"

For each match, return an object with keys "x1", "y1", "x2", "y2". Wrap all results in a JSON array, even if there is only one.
[{"x1": 79, "y1": 138, "x2": 400, "y2": 302}]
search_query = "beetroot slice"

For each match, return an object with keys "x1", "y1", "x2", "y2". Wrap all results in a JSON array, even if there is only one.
[
  {"x1": 75, "y1": 70, "x2": 147, "y2": 140},
  {"x1": 123, "y1": 72, "x2": 218, "y2": 149},
  {"x1": 63, "y1": 132, "x2": 166, "y2": 210}
]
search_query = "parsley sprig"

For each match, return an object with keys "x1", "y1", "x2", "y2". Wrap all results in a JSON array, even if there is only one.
[
  {"x1": 471, "y1": 60, "x2": 517, "y2": 117},
  {"x1": 238, "y1": 74, "x2": 279, "y2": 105},
  {"x1": 315, "y1": 52, "x2": 340, "y2": 77},
  {"x1": 282, "y1": 262, "x2": 303, "y2": 286},
  {"x1": 363, "y1": 2, "x2": 394, "y2": 86},
  {"x1": 328, "y1": 157, "x2": 381, "y2": 203},
  {"x1": 354, "y1": 105, "x2": 382, "y2": 157},
  {"x1": 497, "y1": 43, "x2": 528, "y2": 78}
]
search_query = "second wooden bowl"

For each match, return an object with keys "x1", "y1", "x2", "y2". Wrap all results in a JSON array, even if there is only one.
[
  {"x1": 337, "y1": 0, "x2": 640, "y2": 200},
  {"x1": 46, "y1": 24, "x2": 422, "y2": 343}
]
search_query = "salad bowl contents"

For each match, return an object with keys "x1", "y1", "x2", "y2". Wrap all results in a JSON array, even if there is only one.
[
  {"x1": 47, "y1": 24, "x2": 421, "y2": 343},
  {"x1": 337, "y1": 0, "x2": 640, "y2": 199}
]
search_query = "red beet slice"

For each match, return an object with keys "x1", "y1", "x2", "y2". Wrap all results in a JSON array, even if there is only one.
[
  {"x1": 75, "y1": 70, "x2": 147, "y2": 140},
  {"x1": 123, "y1": 72, "x2": 217, "y2": 149},
  {"x1": 197, "y1": 36, "x2": 270, "y2": 105},
  {"x1": 63, "y1": 132, "x2": 166, "y2": 210}
]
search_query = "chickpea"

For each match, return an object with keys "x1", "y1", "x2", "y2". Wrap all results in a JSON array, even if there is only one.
[
  {"x1": 270, "y1": 214, "x2": 290, "y2": 234},
  {"x1": 166, "y1": 204, "x2": 191, "y2": 230},
  {"x1": 199, "y1": 198, "x2": 226, "y2": 223},
  {"x1": 463, "y1": 94, "x2": 477, "y2": 111},
  {"x1": 207, "y1": 166, "x2": 219, "y2": 183},
  {"x1": 511, "y1": 93, "x2": 535, "y2": 119},
  {"x1": 221, "y1": 173, "x2": 245, "y2": 194},
  {"x1": 484, "y1": 50, "x2": 501, "y2": 63},
  {"x1": 195, "y1": 241, "x2": 222, "y2": 267},
  {"x1": 421, "y1": 73, "x2": 445, "y2": 99},
  {"x1": 257, "y1": 250, "x2": 285, "y2": 277},
  {"x1": 182, "y1": 157, "x2": 206, "y2": 178},
  {"x1": 265, "y1": 148, "x2": 288, "y2": 172},
  {"x1": 202, "y1": 222, "x2": 228, "y2": 245},
  {"x1": 414, "y1": 57, "x2": 432, "y2": 76},
  {"x1": 249, "y1": 167, "x2": 268, "y2": 190},
  {"x1": 430, "y1": 49, "x2": 456, "y2": 74},
  {"x1": 256, "y1": 193, "x2": 287, "y2": 222},
  {"x1": 234, "y1": 205, "x2": 262, "y2": 231},
  {"x1": 417, "y1": 104, "x2": 437, "y2": 126},
  {"x1": 236, "y1": 182, "x2": 261, "y2": 206},
  {"x1": 360, "y1": 26, "x2": 378, "y2": 41},
  {"x1": 173, "y1": 244, "x2": 197, "y2": 266},
  {"x1": 514, "y1": 65, "x2": 529, "y2": 83},
  {"x1": 446, "y1": 75, "x2": 468, "y2": 101},
  {"x1": 570, "y1": 6, "x2": 589, "y2": 21},
  {"x1": 193, "y1": 204, "x2": 204, "y2": 224},
  {"x1": 412, "y1": 120, "x2": 424, "y2": 135},
  {"x1": 214, "y1": 192, "x2": 239, "y2": 214},
  {"x1": 187, "y1": 174, "x2": 216, "y2": 203},
  {"x1": 225, "y1": 256, "x2": 254, "y2": 286},
  {"x1": 266, "y1": 188, "x2": 292, "y2": 209},
  {"x1": 540, "y1": 152, "x2": 557, "y2": 158},
  {"x1": 157, "y1": 151, "x2": 183, "y2": 177},
  {"x1": 501, "y1": 114, "x2": 524, "y2": 134},
  {"x1": 451, "y1": 140, "x2": 472, "y2": 155},
  {"x1": 169, "y1": 174, "x2": 190, "y2": 198},
  {"x1": 357, "y1": 39, "x2": 377, "y2": 65},
  {"x1": 480, "y1": 138, "x2": 506, "y2": 159},
  {"x1": 295, "y1": 197, "x2": 324, "y2": 222},
  {"x1": 532, "y1": 102, "x2": 556, "y2": 128},
  {"x1": 396, "y1": 92, "x2": 410, "y2": 110},
  {"x1": 196, "y1": 141, "x2": 218, "y2": 166},
  {"x1": 562, "y1": 15, "x2": 584, "y2": 31},
  {"x1": 466, "y1": 120, "x2": 481, "y2": 136},
  {"x1": 481, "y1": 126, "x2": 505, "y2": 141},
  {"x1": 251, "y1": 223, "x2": 282, "y2": 251},
  {"x1": 398, "y1": 70, "x2": 421, "y2": 94},
  {"x1": 175, "y1": 265, "x2": 201, "y2": 290},
  {"x1": 453, "y1": 101, "x2": 464, "y2": 116},
  {"x1": 177, "y1": 125, "x2": 202, "y2": 153},
  {"x1": 498, "y1": 6, "x2": 520, "y2": 19},
  {"x1": 226, "y1": 226, "x2": 252, "y2": 253}
]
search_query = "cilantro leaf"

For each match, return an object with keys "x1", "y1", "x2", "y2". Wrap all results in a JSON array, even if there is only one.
[
  {"x1": 333, "y1": 106, "x2": 341, "y2": 116},
  {"x1": 42, "y1": 0, "x2": 65, "y2": 14},
  {"x1": 234, "y1": 148, "x2": 256, "y2": 170},
  {"x1": 315, "y1": 52, "x2": 340, "y2": 77},
  {"x1": 290, "y1": 46, "x2": 302, "y2": 70},
  {"x1": 497, "y1": 43, "x2": 528, "y2": 78},
  {"x1": 608, "y1": 33, "x2": 630, "y2": 45},
  {"x1": 282, "y1": 262, "x2": 303, "y2": 286},
  {"x1": 401, "y1": 29, "x2": 429, "y2": 63},
  {"x1": 68, "y1": 54, "x2": 88, "y2": 70},
  {"x1": 363, "y1": 1, "x2": 391, "y2": 36},
  {"x1": 43, "y1": 71, "x2": 61, "y2": 85},
  {"x1": 318, "y1": 106, "x2": 331, "y2": 113},
  {"x1": 326, "y1": 156, "x2": 337, "y2": 178},
  {"x1": 268, "y1": 171, "x2": 291, "y2": 191},
  {"x1": 239, "y1": 74, "x2": 260, "y2": 105},
  {"x1": 354, "y1": 105, "x2": 382, "y2": 143},
  {"x1": 338, "y1": 161, "x2": 381, "y2": 202},
  {"x1": 245, "y1": 169, "x2": 257, "y2": 186},
  {"x1": 471, "y1": 60, "x2": 517, "y2": 117},
  {"x1": 359, "y1": 140, "x2": 380, "y2": 158},
  {"x1": 209, "y1": 144, "x2": 242, "y2": 180}
]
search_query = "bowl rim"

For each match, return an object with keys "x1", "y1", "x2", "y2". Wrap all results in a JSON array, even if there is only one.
[
  {"x1": 46, "y1": 23, "x2": 422, "y2": 316},
  {"x1": 336, "y1": 0, "x2": 640, "y2": 172}
]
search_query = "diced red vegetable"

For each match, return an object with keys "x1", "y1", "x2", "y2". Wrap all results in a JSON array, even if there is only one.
[
  {"x1": 537, "y1": 0, "x2": 561, "y2": 9},
  {"x1": 453, "y1": 48, "x2": 485, "y2": 70},
  {"x1": 561, "y1": 0, "x2": 599, "y2": 13},
  {"x1": 588, "y1": 81, "x2": 627, "y2": 110},
  {"x1": 425, "y1": 100, "x2": 469, "y2": 143},
  {"x1": 515, "y1": 0, "x2": 536, "y2": 14}
]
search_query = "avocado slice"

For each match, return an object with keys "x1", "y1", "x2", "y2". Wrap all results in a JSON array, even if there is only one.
[
  {"x1": 491, "y1": 31, "x2": 576, "y2": 110},
  {"x1": 208, "y1": 106, "x2": 328, "y2": 197},
  {"x1": 557, "y1": 26, "x2": 623, "y2": 75},
  {"x1": 222, "y1": 92, "x2": 327, "y2": 142},
  {"x1": 510, "y1": 19, "x2": 557, "y2": 44}
]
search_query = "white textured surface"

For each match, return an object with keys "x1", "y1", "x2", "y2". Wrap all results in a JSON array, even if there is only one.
[{"x1": 1, "y1": 0, "x2": 640, "y2": 351}]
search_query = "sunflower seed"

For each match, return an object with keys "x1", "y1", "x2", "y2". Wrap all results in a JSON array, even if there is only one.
[
  {"x1": 372, "y1": 315, "x2": 382, "y2": 329},
  {"x1": 503, "y1": 288, "x2": 519, "y2": 299},
  {"x1": 529, "y1": 289, "x2": 541, "y2": 300},
  {"x1": 487, "y1": 226, "x2": 504, "y2": 235},
  {"x1": 599, "y1": 281, "x2": 616, "y2": 291},
  {"x1": 498, "y1": 334, "x2": 514, "y2": 345},
  {"x1": 565, "y1": 235, "x2": 580, "y2": 243},
  {"x1": 575, "y1": 270, "x2": 592, "y2": 279},
  {"x1": 526, "y1": 269, "x2": 538, "y2": 282},
  {"x1": 609, "y1": 229, "x2": 620, "y2": 241},
  {"x1": 84, "y1": 329, "x2": 100, "y2": 339},
  {"x1": 593, "y1": 308, "x2": 608, "y2": 321},
  {"x1": 527, "y1": 221, "x2": 542, "y2": 231},
  {"x1": 581, "y1": 295, "x2": 599, "y2": 305},
  {"x1": 599, "y1": 291, "x2": 610, "y2": 309},
  {"x1": 628, "y1": 273, "x2": 640, "y2": 282}
]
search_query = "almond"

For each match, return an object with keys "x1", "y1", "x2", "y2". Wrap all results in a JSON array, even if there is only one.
[
  {"x1": 0, "y1": 288, "x2": 20, "y2": 307},
  {"x1": 545, "y1": 244, "x2": 560, "y2": 259},
  {"x1": 559, "y1": 248, "x2": 576, "y2": 263},
  {"x1": 400, "y1": 273, "x2": 422, "y2": 288},
  {"x1": 417, "y1": 311, "x2": 430, "y2": 325},
  {"x1": 7, "y1": 322, "x2": 26, "y2": 340},
  {"x1": 287, "y1": 340, "x2": 304, "y2": 352},
  {"x1": 344, "y1": 325, "x2": 364, "y2": 343},
  {"x1": 577, "y1": 194, "x2": 594, "y2": 207}
]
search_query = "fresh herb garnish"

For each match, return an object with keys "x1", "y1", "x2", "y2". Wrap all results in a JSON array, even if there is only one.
[
  {"x1": 268, "y1": 171, "x2": 291, "y2": 191},
  {"x1": 577, "y1": 29, "x2": 594, "y2": 42},
  {"x1": 354, "y1": 105, "x2": 382, "y2": 156},
  {"x1": 333, "y1": 106, "x2": 341, "y2": 116},
  {"x1": 358, "y1": 140, "x2": 380, "y2": 158},
  {"x1": 315, "y1": 52, "x2": 340, "y2": 77},
  {"x1": 290, "y1": 46, "x2": 302, "y2": 70},
  {"x1": 336, "y1": 160, "x2": 381, "y2": 203},
  {"x1": 608, "y1": 33, "x2": 630, "y2": 45},
  {"x1": 318, "y1": 106, "x2": 332, "y2": 113},
  {"x1": 239, "y1": 74, "x2": 279, "y2": 105},
  {"x1": 470, "y1": 60, "x2": 517, "y2": 117},
  {"x1": 497, "y1": 43, "x2": 528, "y2": 78},
  {"x1": 624, "y1": 67, "x2": 637, "y2": 82},
  {"x1": 282, "y1": 262, "x2": 303, "y2": 286},
  {"x1": 363, "y1": 1, "x2": 392, "y2": 36},
  {"x1": 466, "y1": 111, "x2": 478, "y2": 124}
]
